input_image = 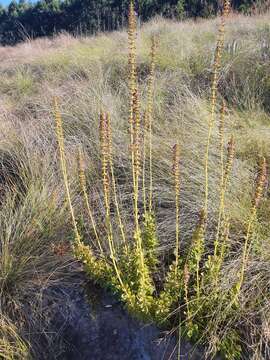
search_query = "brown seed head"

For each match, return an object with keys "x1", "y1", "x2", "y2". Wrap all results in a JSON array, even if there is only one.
[
  {"x1": 99, "y1": 111, "x2": 110, "y2": 197},
  {"x1": 223, "y1": 0, "x2": 231, "y2": 18},
  {"x1": 198, "y1": 209, "x2": 206, "y2": 228},
  {"x1": 224, "y1": 135, "x2": 235, "y2": 180},
  {"x1": 219, "y1": 100, "x2": 226, "y2": 140},
  {"x1": 78, "y1": 147, "x2": 87, "y2": 189},
  {"x1": 105, "y1": 113, "x2": 113, "y2": 162},
  {"x1": 172, "y1": 144, "x2": 180, "y2": 196},
  {"x1": 253, "y1": 157, "x2": 267, "y2": 208}
]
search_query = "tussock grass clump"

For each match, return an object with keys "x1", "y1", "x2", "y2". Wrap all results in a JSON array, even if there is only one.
[
  {"x1": 0, "y1": 316, "x2": 30, "y2": 360},
  {"x1": 0, "y1": 123, "x2": 80, "y2": 358}
]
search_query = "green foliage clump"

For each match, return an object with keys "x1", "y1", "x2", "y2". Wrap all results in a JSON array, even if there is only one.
[
  {"x1": 54, "y1": 2, "x2": 270, "y2": 359},
  {"x1": 154, "y1": 261, "x2": 183, "y2": 324},
  {"x1": 142, "y1": 211, "x2": 159, "y2": 271}
]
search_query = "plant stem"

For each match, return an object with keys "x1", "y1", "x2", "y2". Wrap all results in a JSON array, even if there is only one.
[{"x1": 54, "y1": 97, "x2": 81, "y2": 246}]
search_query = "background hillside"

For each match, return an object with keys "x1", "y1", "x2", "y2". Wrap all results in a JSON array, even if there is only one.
[
  {"x1": 0, "y1": 7, "x2": 270, "y2": 359},
  {"x1": 0, "y1": 0, "x2": 269, "y2": 45}
]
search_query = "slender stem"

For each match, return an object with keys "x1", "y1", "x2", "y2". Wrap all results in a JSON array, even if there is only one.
[
  {"x1": 106, "y1": 113, "x2": 128, "y2": 252},
  {"x1": 54, "y1": 97, "x2": 81, "y2": 246},
  {"x1": 233, "y1": 157, "x2": 266, "y2": 304},
  {"x1": 148, "y1": 37, "x2": 157, "y2": 213},
  {"x1": 214, "y1": 135, "x2": 235, "y2": 257},
  {"x1": 78, "y1": 147, "x2": 103, "y2": 254},
  {"x1": 100, "y1": 111, "x2": 126, "y2": 292},
  {"x1": 128, "y1": 0, "x2": 138, "y2": 228},
  {"x1": 215, "y1": 101, "x2": 226, "y2": 249},
  {"x1": 173, "y1": 144, "x2": 180, "y2": 272},
  {"x1": 204, "y1": 3, "x2": 229, "y2": 218}
]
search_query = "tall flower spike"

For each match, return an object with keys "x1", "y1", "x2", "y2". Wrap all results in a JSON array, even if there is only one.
[
  {"x1": 128, "y1": 0, "x2": 137, "y2": 164},
  {"x1": 218, "y1": 100, "x2": 226, "y2": 152},
  {"x1": 100, "y1": 111, "x2": 114, "y2": 255},
  {"x1": 100, "y1": 111, "x2": 110, "y2": 205},
  {"x1": 128, "y1": 1, "x2": 141, "y2": 234},
  {"x1": 253, "y1": 157, "x2": 267, "y2": 209},
  {"x1": 133, "y1": 87, "x2": 141, "y2": 184},
  {"x1": 127, "y1": 3, "x2": 151, "y2": 314},
  {"x1": 183, "y1": 262, "x2": 192, "y2": 331},
  {"x1": 142, "y1": 112, "x2": 148, "y2": 213},
  {"x1": 173, "y1": 144, "x2": 180, "y2": 269},
  {"x1": 233, "y1": 157, "x2": 267, "y2": 305},
  {"x1": 204, "y1": 0, "x2": 230, "y2": 218},
  {"x1": 223, "y1": 135, "x2": 235, "y2": 189},
  {"x1": 105, "y1": 112, "x2": 127, "y2": 250},
  {"x1": 148, "y1": 36, "x2": 157, "y2": 213},
  {"x1": 142, "y1": 36, "x2": 157, "y2": 214},
  {"x1": 99, "y1": 111, "x2": 127, "y2": 294},
  {"x1": 105, "y1": 113, "x2": 112, "y2": 162},
  {"x1": 215, "y1": 134, "x2": 235, "y2": 257},
  {"x1": 218, "y1": 100, "x2": 226, "y2": 211}
]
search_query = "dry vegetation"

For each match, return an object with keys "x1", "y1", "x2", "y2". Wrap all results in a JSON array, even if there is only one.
[{"x1": 0, "y1": 2, "x2": 270, "y2": 359}]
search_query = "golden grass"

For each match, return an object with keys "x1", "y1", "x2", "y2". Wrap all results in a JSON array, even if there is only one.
[{"x1": 0, "y1": 316, "x2": 30, "y2": 360}]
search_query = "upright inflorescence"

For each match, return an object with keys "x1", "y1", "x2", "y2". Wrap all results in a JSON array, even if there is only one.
[
  {"x1": 133, "y1": 88, "x2": 141, "y2": 202},
  {"x1": 173, "y1": 144, "x2": 181, "y2": 270},
  {"x1": 99, "y1": 111, "x2": 129, "y2": 294},
  {"x1": 100, "y1": 111, "x2": 110, "y2": 209},
  {"x1": 128, "y1": 1, "x2": 141, "y2": 232},
  {"x1": 253, "y1": 157, "x2": 267, "y2": 210},
  {"x1": 211, "y1": 0, "x2": 230, "y2": 122},
  {"x1": 144, "y1": 36, "x2": 157, "y2": 213},
  {"x1": 223, "y1": 136, "x2": 235, "y2": 189},
  {"x1": 128, "y1": 0, "x2": 138, "y2": 202},
  {"x1": 215, "y1": 101, "x2": 226, "y2": 240},
  {"x1": 204, "y1": 0, "x2": 231, "y2": 217},
  {"x1": 214, "y1": 135, "x2": 235, "y2": 257},
  {"x1": 127, "y1": 2, "x2": 151, "y2": 311},
  {"x1": 218, "y1": 100, "x2": 226, "y2": 179},
  {"x1": 105, "y1": 112, "x2": 127, "y2": 251},
  {"x1": 183, "y1": 263, "x2": 191, "y2": 322},
  {"x1": 233, "y1": 157, "x2": 267, "y2": 305}
]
